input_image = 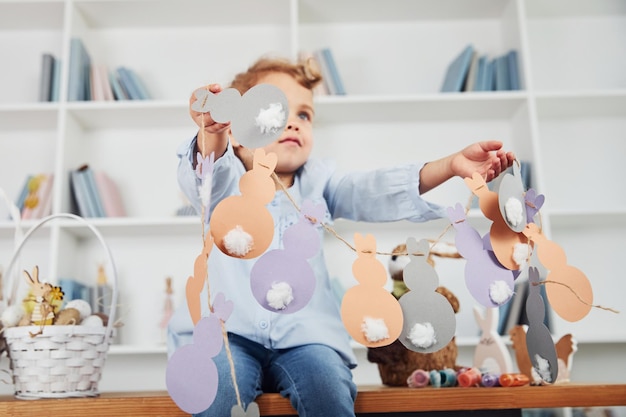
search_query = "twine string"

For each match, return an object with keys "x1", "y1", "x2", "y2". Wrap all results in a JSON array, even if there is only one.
[
  {"x1": 198, "y1": 111, "x2": 244, "y2": 409},
  {"x1": 533, "y1": 280, "x2": 619, "y2": 314}
]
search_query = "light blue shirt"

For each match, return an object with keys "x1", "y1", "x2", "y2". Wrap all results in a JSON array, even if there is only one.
[{"x1": 167, "y1": 136, "x2": 446, "y2": 367}]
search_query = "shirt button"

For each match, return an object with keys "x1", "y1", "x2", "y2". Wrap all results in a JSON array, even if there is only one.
[{"x1": 259, "y1": 321, "x2": 268, "y2": 329}]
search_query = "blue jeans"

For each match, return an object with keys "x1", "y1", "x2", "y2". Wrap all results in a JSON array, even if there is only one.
[{"x1": 193, "y1": 333, "x2": 357, "y2": 417}]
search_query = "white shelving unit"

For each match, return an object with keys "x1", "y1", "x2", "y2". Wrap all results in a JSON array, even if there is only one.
[{"x1": 1, "y1": 0, "x2": 625, "y2": 394}]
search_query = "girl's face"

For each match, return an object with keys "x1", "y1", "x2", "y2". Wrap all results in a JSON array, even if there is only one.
[{"x1": 257, "y1": 72, "x2": 315, "y2": 175}]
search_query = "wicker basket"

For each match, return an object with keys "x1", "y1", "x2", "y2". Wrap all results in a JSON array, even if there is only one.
[{"x1": 2, "y1": 213, "x2": 118, "y2": 399}]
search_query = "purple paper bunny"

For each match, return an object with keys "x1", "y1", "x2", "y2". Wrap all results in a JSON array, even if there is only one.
[
  {"x1": 166, "y1": 292, "x2": 233, "y2": 414},
  {"x1": 448, "y1": 203, "x2": 515, "y2": 307},
  {"x1": 249, "y1": 200, "x2": 323, "y2": 314}
]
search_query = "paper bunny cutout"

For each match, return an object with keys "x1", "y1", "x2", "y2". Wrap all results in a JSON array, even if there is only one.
[
  {"x1": 210, "y1": 148, "x2": 277, "y2": 259},
  {"x1": 448, "y1": 203, "x2": 515, "y2": 307},
  {"x1": 522, "y1": 223, "x2": 593, "y2": 322},
  {"x1": 191, "y1": 83, "x2": 288, "y2": 148},
  {"x1": 473, "y1": 306, "x2": 513, "y2": 374},
  {"x1": 249, "y1": 200, "x2": 323, "y2": 313},
  {"x1": 524, "y1": 267, "x2": 559, "y2": 384},
  {"x1": 186, "y1": 233, "x2": 213, "y2": 326},
  {"x1": 166, "y1": 292, "x2": 233, "y2": 414},
  {"x1": 341, "y1": 233, "x2": 403, "y2": 347},
  {"x1": 465, "y1": 172, "x2": 529, "y2": 270},
  {"x1": 397, "y1": 238, "x2": 456, "y2": 353}
]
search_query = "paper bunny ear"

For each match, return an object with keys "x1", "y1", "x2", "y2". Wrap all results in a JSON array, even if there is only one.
[{"x1": 354, "y1": 233, "x2": 377, "y2": 257}]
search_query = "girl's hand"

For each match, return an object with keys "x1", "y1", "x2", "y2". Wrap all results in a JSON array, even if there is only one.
[
  {"x1": 451, "y1": 140, "x2": 515, "y2": 182},
  {"x1": 189, "y1": 83, "x2": 231, "y2": 134}
]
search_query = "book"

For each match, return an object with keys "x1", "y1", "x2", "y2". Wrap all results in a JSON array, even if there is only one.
[
  {"x1": 472, "y1": 55, "x2": 487, "y2": 91},
  {"x1": 116, "y1": 67, "x2": 146, "y2": 100},
  {"x1": 94, "y1": 171, "x2": 126, "y2": 217},
  {"x1": 20, "y1": 174, "x2": 45, "y2": 219},
  {"x1": 440, "y1": 44, "x2": 474, "y2": 92},
  {"x1": 495, "y1": 54, "x2": 510, "y2": 91},
  {"x1": 507, "y1": 49, "x2": 520, "y2": 90},
  {"x1": 313, "y1": 49, "x2": 336, "y2": 95},
  {"x1": 126, "y1": 67, "x2": 151, "y2": 99},
  {"x1": 14, "y1": 175, "x2": 33, "y2": 214},
  {"x1": 321, "y1": 48, "x2": 346, "y2": 95},
  {"x1": 50, "y1": 58, "x2": 61, "y2": 102},
  {"x1": 90, "y1": 64, "x2": 115, "y2": 101},
  {"x1": 70, "y1": 167, "x2": 94, "y2": 217},
  {"x1": 32, "y1": 173, "x2": 54, "y2": 219},
  {"x1": 484, "y1": 58, "x2": 496, "y2": 91},
  {"x1": 109, "y1": 69, "x2": 128, "y2": 100},
  {"x1": 463, "y1": 51, "x2": 479, "y2": 92},
  {"x1": 82, "y1": 166, "x2": 106, "y2": 217},
  {"x1": 38, "y1": 53, "x2": 56, "y2": 102},
  {"x1": 98, "y1": 65, "x2": 115, "y2": 101},
  {"x1": 68, "y1": 38, "x2": 92, "y2": 101},
  {"x1": 58, "y1": 278, "x2": 93, "y2": 307},
  {"x1": 90, "y1": 64, "x2": 105, "y2": 101}
]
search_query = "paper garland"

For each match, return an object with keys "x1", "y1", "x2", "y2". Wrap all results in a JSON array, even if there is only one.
[{"x1": 168, "y1": 80, "x2": 608, "y2": 415}]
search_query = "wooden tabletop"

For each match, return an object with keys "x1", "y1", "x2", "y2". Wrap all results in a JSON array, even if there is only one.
[{"x1": 0, "y1": 383, "x2": 624, "y2": 416}]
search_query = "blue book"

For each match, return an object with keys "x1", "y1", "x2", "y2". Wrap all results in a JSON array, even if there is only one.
[
  {"x1": 507, "y1": 50, "x2": 520, "y2": 90},
  {"x1": 473, "y1": 55, "x2": 487, "y2": 91},
  {"x1": 126, "y1": 67, "x2": 151, "y2": 99},
  {"x1": 51, "y1": 58, "x2": 61, "y2": 102},
  {"x1": 82, "y1": 166, "x2": 106, "y2": 217},
  {"x1": 485, "y1": 58, "x2": 496, "y2": 91},
  {"x1": 14, "y1": 175, "x2": 33, "y2": 214},
  {"x1": 70, "y1": 168, "x2": 92, "y2": 217},
  {"x1": 116, "y1": 67, "x2": 142, "y2": 100},
  {"x1": 440, "y1": 44, "x2": 474, "y2": 92},
  {"x1": 321, "y1": 48, "x2": 346, "y2": 95},
  {"x1": 495, "y1": 55, "x2": 510, "y2": 91},
  {"x1": 109, "y1": 70, "x2": 128, "y2": 100},
  {"x1": 68, "y1": 38, "x2": 91, "y2": 101},
  {"x1": 58, "y1": 278, "x2": 93, "y2": 306}
]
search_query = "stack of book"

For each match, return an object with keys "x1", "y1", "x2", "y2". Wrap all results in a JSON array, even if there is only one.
[
  {"x1": 69, "y1": 164, "x2": 126, "y2": 218},
  {"x1": 300, "y1": 48, "x2": 346, "y2": 96},
  {"x1": 68, "y1": 37, "x2": 151, "y2": 101},
  {"x1": 440, "y1": 44, "x2": 521, "y2": 93}
]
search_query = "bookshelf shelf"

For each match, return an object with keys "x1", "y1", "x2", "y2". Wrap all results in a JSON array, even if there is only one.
[{"x1": 1, "y1": 0, "x2": 625, "y2": 396}]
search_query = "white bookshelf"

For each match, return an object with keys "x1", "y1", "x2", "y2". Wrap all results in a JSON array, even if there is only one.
[{"x1": 1, "y1": 0, "x2": 625, "y2": 395}]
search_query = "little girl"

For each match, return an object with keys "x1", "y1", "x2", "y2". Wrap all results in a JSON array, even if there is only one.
[{"x1": 168, "y1": 56, "x2": 515, "y2": 416}]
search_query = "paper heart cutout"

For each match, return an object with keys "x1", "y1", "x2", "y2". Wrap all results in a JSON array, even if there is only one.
[{"x1": 231, "y1": 401, "x2": 260, "y2": 417}]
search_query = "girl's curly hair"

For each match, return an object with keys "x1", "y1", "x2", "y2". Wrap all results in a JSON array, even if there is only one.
[{"x1": 229, "y1": 56, "x2": 323, "y2": 94}]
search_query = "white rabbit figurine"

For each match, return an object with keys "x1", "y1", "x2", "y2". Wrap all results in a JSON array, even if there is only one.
[{"x1": 473, "y1": 305, "x2": 513, "y2": 374}]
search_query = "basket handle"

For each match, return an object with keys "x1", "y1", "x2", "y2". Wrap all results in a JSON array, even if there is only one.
[
  {"x1": 4, "y1": 213, "x2": 118, "y2": 346},
  {"x1": 0, "y1": 187, "x2": 25, "y2": 303}
]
